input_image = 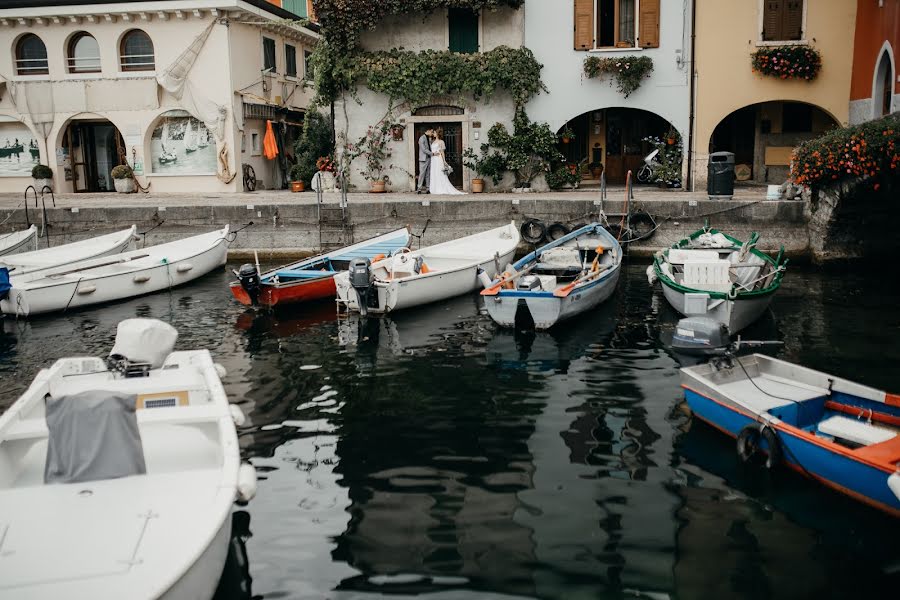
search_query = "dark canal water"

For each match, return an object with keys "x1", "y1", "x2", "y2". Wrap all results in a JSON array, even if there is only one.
[{"x1": 1, "y1": 263, "x2": 899, "y2": 599}]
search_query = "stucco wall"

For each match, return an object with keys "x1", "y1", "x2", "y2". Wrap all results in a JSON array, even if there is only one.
[
  {"x1": 692, "y1": 0, "x2": 857, "y2": 188},
  {"x1": 849, "y1": 0, "x2": 899, "y2": 123},
  {"x1": 522, "y1": 0, "x2": 691, "y2": 139}
]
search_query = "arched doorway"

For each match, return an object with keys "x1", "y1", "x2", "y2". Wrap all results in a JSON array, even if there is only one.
[
  {"x1": 556, "y1": 108, "x2": 680, "y2": 186},
  {"x1": 873, "y1": 49, "x2": 894, "y2": 118},
  {"x1": 709, "y1": 101, "x2": 838, "y2": 185},
  {"x1": 61, "y1": 117, "x2": 125, "y2": 192}
]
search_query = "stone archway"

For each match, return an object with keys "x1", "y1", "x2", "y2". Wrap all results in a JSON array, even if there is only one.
[
  {"x1": 873, "y1": 47, "x2": 895, "y2": 118},
  {"x1": 56, "y1": 113, "x2": 126, "y2": 193}
]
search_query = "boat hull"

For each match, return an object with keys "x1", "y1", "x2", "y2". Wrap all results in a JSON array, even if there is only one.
[
  {"x1": 0, "y1": 226, "x2": 38, "y2": 257},
  {"x1": 159, "y1": 516, "x2": 231, "y2": 600},
  {"x1": 484, "y1": 267, "x2": 620, "y2": 329},
  {"x1": 230, "y1": 274, "x2": 337, "y2": 307},
  {"x1": 2, "y1": 232, "x2": 229, "y2": 316},
  {"x1": 660, "y1": 281, "x2": 774, "y2": 333},
  {"x1": 683, "y1": 386, "x2": 900, "y2": 517}
]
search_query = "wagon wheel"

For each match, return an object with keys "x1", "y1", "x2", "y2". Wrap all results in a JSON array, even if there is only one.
[{"x1": 244, "y1": 165, "x2": 257, "y2": 192}]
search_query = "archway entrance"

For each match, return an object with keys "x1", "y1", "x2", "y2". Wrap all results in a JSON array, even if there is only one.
[
  {"x1": 63, "y1": 119, "x2": 124, "y2": 192},
  {"x1": 557, "y1": 108, "x2": 678, "y2": 185},
  {"x1": 709, "y1": 101, "x2": 838, "y2": 185},
  {"x1": 874, "y1": 50, "x2": 894, "y2": 118}
]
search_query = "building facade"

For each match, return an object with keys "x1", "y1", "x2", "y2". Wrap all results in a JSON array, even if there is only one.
[
  {"x1": 691, "y1": 0, "x2": 856, "y2": 189},
  {"x1": 525, "y1": 0, "x2": 690, "y2": 186},
  {"x1": 849, "y1": 0, "x2": 899, "y2": 124},
  {"x1": 0, "y1": 0, "x2": 317, "y2": 194}
]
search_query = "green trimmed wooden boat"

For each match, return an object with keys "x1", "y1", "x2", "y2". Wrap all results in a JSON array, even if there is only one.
[{"x1": 648, "y1": 226, "x2": 787, "y2": 333}]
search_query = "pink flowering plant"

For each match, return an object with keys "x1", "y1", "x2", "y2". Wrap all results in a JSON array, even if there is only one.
[
  {"x1": 751, "y1": 45, "x2": 822, "y2": 81},
  {"x1": 583, "y1": 55, "x2": 653, "y2": 98}
]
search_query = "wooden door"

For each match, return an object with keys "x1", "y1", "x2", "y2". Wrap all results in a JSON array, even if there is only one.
[{"x1": 413, "y1": 122, "x2": 463, "y2": 190}]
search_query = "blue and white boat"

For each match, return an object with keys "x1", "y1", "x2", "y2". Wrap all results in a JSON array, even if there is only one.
[
  {"x1": 681, "y1": 353, "x2": 900, "y2": 517},
  {"x1": 481, "y1": 223, "x2": 621, "y2": 330}
]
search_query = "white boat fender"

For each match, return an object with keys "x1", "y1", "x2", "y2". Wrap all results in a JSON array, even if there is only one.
[
  {"x1": 133, "y1": 274, "x2": 151, "y2": 283},
  {"x1": 645, "y1": 264, "x2": 658, "y2": 286},
  {"x1": 889, "y1": 471, "x2": 900, "y2": 502},
  {"x1": 477, "y1": 267, "x2": 492, "y2": 289},
  {"x1": 176, "y1": 263, "x2": 193, "y2": 273},
  {"x1": 214, "y1": 362, "x2": 227, "y2": 378},
  {"x1": 237, "y1": 463, "x2": 257, "y2": 502},
  {"x1": 229, "y1": 404, "x2": 246, "y2": 426},
  {"x1": 76, "y1": 284, "x2": 97, "y2": 295}
]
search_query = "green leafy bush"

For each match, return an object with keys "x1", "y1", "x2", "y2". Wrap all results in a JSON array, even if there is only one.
[
  {"x1": 791, "y1": 113, "x2": 899, "y2": 190},
  {"x1": 583, "y1": 55, "x2": 653, "y2": 98},
  {"x1": 31, "y1": 164, "x2": 52, "y2": 179},
  {"x1": 313, "y1": 45, "x2": 545, "y2": 107},
  {"x1": 292, "y1": 111, "x2": 334, "y2": 184},
  {"x1": 467, "y1": 110, "x2": 564, "y2": 187},
  {"x1": 642, "y1": 131, "x2": 683, "y2": 186},
  {"x1": 751, "y1": 45, "x2": 821, "y2": 81},
  {"x1": 110, "y1": 165, "x2": 133, "y2": 179}
]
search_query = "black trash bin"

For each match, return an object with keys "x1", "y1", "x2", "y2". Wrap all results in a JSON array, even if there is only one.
[{"x1": 707, "y1": 151, "x2": 735, "y2": 198}]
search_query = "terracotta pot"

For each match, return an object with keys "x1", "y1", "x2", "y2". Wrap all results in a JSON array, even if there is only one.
[
  {"x1": 471, "y1": 178, "x2": 484, "y2": 193},
  {"x1": 591, "y1": 167, "x2": 602, "y2": 179},
  {"x1": 561, "y1": 137, "x2": 571, "y2": 144},
  {"x1": 291, "y1": 180, "x2": 305, "y2": 192},
  {"x1": 667, "y1": 138, "x2": 676, "y2": 145},
  {"x1": 369, "y1": 179, "x2": 386, "y2": 193}
]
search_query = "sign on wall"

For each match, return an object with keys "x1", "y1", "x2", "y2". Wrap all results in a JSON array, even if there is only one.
[
  {"x1": 150, "y1": 111, "x2": 217, "y2": 175},
  {"x1": 0, "y1": 121, "x2": 39, "y2": 177}
]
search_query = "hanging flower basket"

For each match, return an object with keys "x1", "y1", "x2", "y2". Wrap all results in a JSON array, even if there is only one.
[
  {"x1": 583, "y1": 55, "x2": 654, "y2": 98},
  {"x1": 751, "y1": 45, "x2": 822, "y2": 81}
]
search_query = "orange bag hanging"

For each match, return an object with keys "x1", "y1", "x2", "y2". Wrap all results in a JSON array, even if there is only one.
[{"x1": 263, "y1": 120, "x2": 279, "y2": 160}]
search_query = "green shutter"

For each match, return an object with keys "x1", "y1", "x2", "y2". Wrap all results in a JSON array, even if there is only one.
[
  {"x1": 282, "y1": 0, "x2": 307, "y2": 19},
  {"x1": 449, "y1": 8, "x2": 479, "y2": 53}
]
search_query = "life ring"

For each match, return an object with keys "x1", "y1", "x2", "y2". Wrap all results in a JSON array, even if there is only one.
[
  {"x1": 546, "y1": 222, "x2": 570, "y2": 241},
  {"x1": 569, "y1": 223, "x2": 587, "y2": 233},
  {"x1": 736, "y1": 424, "x2": 781, "y2": 469},
  {"x1": 520, "y1": 219, "x2": 547, "y2": 244}
]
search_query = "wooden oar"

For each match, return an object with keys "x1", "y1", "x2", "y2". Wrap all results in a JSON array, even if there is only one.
[
  {"x1": 553, "y1": 264, "x2": 611, "y2": 298},
  {"x1": 47, "y1": 254, "x2": 150, "y2": 278},
  {"x1": 481, "y1": 262, "x2": 537, "y2": 296}
]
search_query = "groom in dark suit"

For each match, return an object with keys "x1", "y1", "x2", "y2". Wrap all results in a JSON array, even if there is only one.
[{"x1": 416, "y1": 129, "x2": 434, "y2": 194}]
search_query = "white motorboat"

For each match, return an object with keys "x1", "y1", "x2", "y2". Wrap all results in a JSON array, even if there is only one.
[
  {"x1": 0, "y1": 225, "x2": 38, "y2": 256},
  {"x1": 482, "y1": 223, "x2": 621, "y2": 329},
  {"x1": 334, "y1": 222, "x2": 520, "y2": 315},
  {"x1": 649, "y1": 226, "x2": 787, "y2": 333},
  {"x1": 0, "y1": 318, "x2": 257, "y2": 599},
  {"x1": 1, "y1": 227, "x2": 231, "y2": 317},
  {"x1": 2, "y1": 226, "x2": 138, "y2": 276}
]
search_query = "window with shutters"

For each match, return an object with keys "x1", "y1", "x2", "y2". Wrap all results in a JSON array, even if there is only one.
[
  {"x1": 263, "y1": 37, "x2": 276, "y2": 73},
  {"x1": 285, "y1": 44, "x2": 297, "y2": 78},
  {"x1": 761, "y1": 0, "x2": 804, "y2": 42},
  {"x1": 449, "y1": 8, "x2": 480, "y2": 53},
  {"x1": 574, "y1": 0, "x2": 659, "y2": 51}
]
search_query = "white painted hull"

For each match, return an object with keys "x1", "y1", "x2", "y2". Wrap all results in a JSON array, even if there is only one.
[
  {"x1": 335, "y1": 223, "x2": 519, "y2": 314},
  {"x1": 484, "y1": 267, "x2": 620, "y2": 330},
  {"x1": 1, "y1": 227, "x2": 230, "y2": 317},
  {"x1": 660, "y1": 282, "x2": 774, "y2": 333},
  {"x1": 0, "y1": 345, "x2": 254, "y2": 599},
  {"x1": 2, "y1": 226, "x2": 138, "y2": 276},
  {"x1": 0, "y1": 225, "x2": 37, "y2": 256}
]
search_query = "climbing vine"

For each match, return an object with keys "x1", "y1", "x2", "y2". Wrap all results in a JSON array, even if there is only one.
[
  {"x1": 312, "y1": 45, "x2": 544, "y2": 107},
  {"x1": 312, "y1": 0, "x2": 523, "y2": 50}
]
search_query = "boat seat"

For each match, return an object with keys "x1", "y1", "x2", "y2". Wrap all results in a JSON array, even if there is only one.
[
  {"x1": 273, "y1": 269, "x2": 332, "y2": 280},
  {"x1": 817, "y1": 415, "x2": 897, "y2": 446},
  {"x1": 668, "y1": 249, "x2": 722, "y2": 264},
  {"x1": 682, "y1": 260, "x2": 733, "y2": 292}
]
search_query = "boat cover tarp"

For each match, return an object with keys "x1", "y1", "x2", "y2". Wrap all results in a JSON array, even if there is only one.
[
  {"x1": 109, "y1": 318, "x2": 178, "y2": 369},
  {"x1": 44, "y1": 391, "x2": 146, "y2": 484}
]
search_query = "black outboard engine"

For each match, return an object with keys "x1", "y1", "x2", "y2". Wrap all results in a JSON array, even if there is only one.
[
  {"x1": 671, "y1": 317, "x2": 731, "y2": 356},
  {"x1": 349, "y1": 257, "x2": 372, "y2": 316},
  {"x1": 235, "y1": 263, "x2": 261, "y2": 306}
]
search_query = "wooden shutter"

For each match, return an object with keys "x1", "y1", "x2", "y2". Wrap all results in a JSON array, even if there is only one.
[
  {"x1": 639, "y1": 0, "x2": 660, "y2": 48},
  {"x1": 783, "y1": 0, "x2": 803, "y2": 41},
  {"x1": 574, "y1": 0, "x2": 594, "y2": 51},
  {"x1": 762, "y1": 0, "x2": 783, "y2": 42}
]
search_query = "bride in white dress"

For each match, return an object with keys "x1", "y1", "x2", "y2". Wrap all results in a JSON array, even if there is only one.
[{"x1": 429, "y1": 128, "x2": 466, "y2": 195}]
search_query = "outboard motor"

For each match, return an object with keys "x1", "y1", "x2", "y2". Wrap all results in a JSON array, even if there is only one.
[
  {"x1": 235, "y1": 263, "x2": 261, "y2": 306},
  {"x1": 349, "y1": 257, "x2": 372, "y2": 316},
  {"x1": 671, "y1": 316, "x2": 782, "y2": 358}
]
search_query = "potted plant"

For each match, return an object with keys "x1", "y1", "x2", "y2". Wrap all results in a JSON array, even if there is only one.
[
  {"x1": 356, "y1": 121, "x2": 392, "y2": 193},
  {"x1": 110, "y1": 165, "x2": 135, "y2": 193},
  {"x1": 589, "y1": 161, "x2": 603, "y2": 179},
  {"x1": 289, "y1": 163, "x2": 308, "y2": 192},
  {"x1": 559, "y1": 126, "x2": 575, "y2": 144},
  {"x1": 462, "y1": 147, "x2": 500, "y2": 193},
  {"x1": 32, "y1": 164, "x2": 53, "y2": 191}
]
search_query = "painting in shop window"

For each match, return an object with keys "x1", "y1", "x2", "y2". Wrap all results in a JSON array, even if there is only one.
[
  {"x1": 150, "y1": 111, "x2": 216, "y2": 175},
  {"x1": 0, "y1": 121, "x2": 39, "y2": 177}
]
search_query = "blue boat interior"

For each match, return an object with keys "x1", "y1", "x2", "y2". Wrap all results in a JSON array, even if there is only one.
[{"x1": 261, "y1": 238, "x2": 409, "y2": 284}]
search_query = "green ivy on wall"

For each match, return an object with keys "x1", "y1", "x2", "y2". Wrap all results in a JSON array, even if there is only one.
[{"x1": 312, "y1": 0, "x2": 524, "y2": 50}]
